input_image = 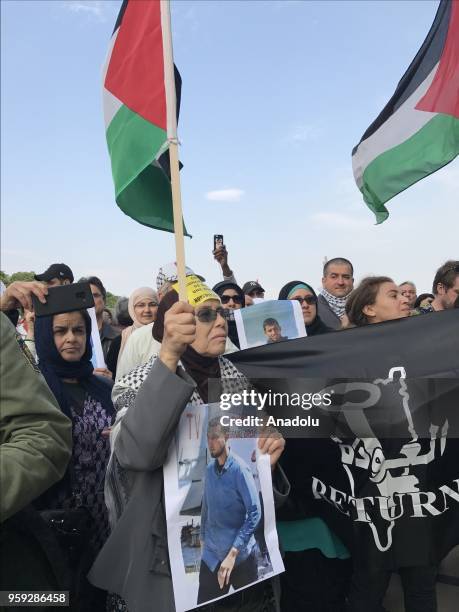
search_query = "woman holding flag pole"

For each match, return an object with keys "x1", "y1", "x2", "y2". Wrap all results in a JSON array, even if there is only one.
[{"x1": 96, "y1": 2, "x2": 289, "y2": 611}]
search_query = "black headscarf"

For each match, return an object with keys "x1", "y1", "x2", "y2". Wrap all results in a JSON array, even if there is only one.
[
  {"x1": 153, "y1": 290, "x2": 221, "y2": 402},
  {"x1": 278, "y1": 280, "x2": 331, "y2": 336},
  {"x1": 34, "y1": 310, "x2": 114, "y2": 419},
  {"x1": 212, "y1": 280, "x2": 245, "y2": 349}
]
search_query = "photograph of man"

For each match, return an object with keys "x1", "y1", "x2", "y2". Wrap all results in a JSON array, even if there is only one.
[
  {"x1": 262, "y1": 318, "x2": 288, "y2": 343},
  {"x1": 197, "y1": 419, "x2": 261, "y2": 604}
]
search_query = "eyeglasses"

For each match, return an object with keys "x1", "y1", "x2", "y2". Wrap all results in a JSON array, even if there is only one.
[
  {"x1": 220, "y1": 294, "x2": 243, "y2": 305},
  {"x1": 292, "y1": 296, "x2": 317, "y2": 306},
  {"x1": 249, "y1": 291, "x2": 264, "y2": 297},
  {"x1": 196, "y1": 306, "x2": 228, "y2": 323}
]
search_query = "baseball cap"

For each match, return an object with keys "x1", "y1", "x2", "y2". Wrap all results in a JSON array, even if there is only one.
[
  {"x1": 242, "y1": 281, "x2": 265, "y2": 294},
  {"x1": 156, "y1": 262, "x2": 205, "y2": 292},
  {"x1": 35, "y1": 263, "x2": 74, "y2": 283}
]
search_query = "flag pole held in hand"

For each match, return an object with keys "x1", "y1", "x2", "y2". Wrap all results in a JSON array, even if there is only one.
[{"x1": 161, "y1": 0, "x2": 187, "y2": 302}]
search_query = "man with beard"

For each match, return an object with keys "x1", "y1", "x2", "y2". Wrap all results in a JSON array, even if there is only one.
[
  {"x1": 415, "y1": 260, "x2": 459, "y2": 314},
  {"x1": 197, "y1": 419, "x2": 261, "y2": 604}
]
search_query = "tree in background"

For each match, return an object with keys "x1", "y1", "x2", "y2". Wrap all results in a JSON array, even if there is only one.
[
  {"x1": 105, "y1": 292, "x2": 118, "y2": 309},
  {"x1": 1, "y1": 271, "x2": 36, "y2": 285}
]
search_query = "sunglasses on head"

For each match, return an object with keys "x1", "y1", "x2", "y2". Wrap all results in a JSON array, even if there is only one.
[
  {"x1": 195, "y1": 306, "x2": 228, "y2": 323},
  {"x1": 292, "y1": 296, "x2": 317, "y2": 306},
  {"x1": 220, "y1": 294, "x2": 243, "y2": 305}
]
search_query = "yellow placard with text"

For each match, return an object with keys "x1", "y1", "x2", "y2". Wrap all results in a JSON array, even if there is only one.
[{"x1": 172, "y1": 275, "x2": 219, "y2": 307}]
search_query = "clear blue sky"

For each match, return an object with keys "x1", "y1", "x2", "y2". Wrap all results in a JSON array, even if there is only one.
[{"x1": 1, "y1": 0, "x2": 457, "y2": 298}]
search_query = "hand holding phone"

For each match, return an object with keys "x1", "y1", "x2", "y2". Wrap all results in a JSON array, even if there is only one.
[
  {"x1": 0, "y1": 281, "x2": 48, "y2": 312},
  {"x1": 32, "y1": 282, "x2": 95, "y2": 318},
  {"x1": 213, "y1": 234, "x2": 224, "y2": 251}
]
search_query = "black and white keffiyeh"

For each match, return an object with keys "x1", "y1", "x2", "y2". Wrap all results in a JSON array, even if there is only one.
[
  {"x1": 105, "y1": 355, "x2": 249, "y2": 528},
  {"x1": 320, "y1": 288, "x2": 347, "y2": 319}
]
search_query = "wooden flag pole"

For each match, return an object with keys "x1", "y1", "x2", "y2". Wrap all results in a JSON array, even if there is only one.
[{"x1": 161, "y1": 0, "x2": 187, "y2": 302}]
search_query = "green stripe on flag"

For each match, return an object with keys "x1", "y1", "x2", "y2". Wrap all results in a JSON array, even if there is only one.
[
  {"x1": 361, "y1": 113, "x2": 459, "y2": 223},
  {"x1": 107, "y1": 104, "x2": 167, "y2": 197},
  {"x1": 106, "y1": 103, "x2": 190, "y2": 235}
]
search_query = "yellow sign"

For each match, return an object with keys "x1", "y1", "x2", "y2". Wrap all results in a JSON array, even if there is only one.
[{"x1": 173, "y1": 275, "x2": 220, "y2": 307}]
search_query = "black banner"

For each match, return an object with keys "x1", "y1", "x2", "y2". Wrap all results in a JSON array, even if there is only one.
[{"x1": 228, "y1": 311, "x2": 459, "y2": 568}]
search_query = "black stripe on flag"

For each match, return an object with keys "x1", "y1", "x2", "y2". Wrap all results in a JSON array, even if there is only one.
[
  {"x1": 352, "y1": 0, "x2": 452, "y2": 154},
  {"x1": 113, "y1": 0, "x2": 128, "y2": 35}
]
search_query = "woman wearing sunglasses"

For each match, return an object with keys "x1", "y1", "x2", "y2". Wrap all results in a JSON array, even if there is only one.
[
  {"x1": 89, "y1": 280, "x2": 288, "y2": 612},
  {"x1": 277, "y1": 281, "x2": 350, "y2": 611},
  {"x1": 278, "y1": 281, "x2": 332, "y2": 336},
  {"x1": 213, "y1": 281, "x2": 246, "y2": 349}
]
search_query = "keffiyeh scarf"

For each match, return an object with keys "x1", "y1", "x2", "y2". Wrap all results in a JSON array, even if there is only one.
[
  {"x1": 320, "y1": 288, "x2": 347, "y2": 319},
  {"x1": 104, "y1": 355, "x2": 249, "y2": 529}
]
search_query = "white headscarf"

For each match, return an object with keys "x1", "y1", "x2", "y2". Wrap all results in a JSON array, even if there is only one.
[{"x1": 119, "y1": 287, "x2": 158, "y2": 356}]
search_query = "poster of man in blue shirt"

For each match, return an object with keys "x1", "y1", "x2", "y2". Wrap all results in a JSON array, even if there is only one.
[{"x1": 197, "y1": 418, "x2": 261, "y2": 604}]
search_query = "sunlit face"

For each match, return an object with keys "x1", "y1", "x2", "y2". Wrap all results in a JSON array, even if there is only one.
[
  {"x1": 191, "y1": 299, "x2": 227, "y2": 357},
  {"x1": 134, "y1": 298, "x2": 158, "y2": 325},
  {"x1": 90, "y1": 283, "x2": 105, "y2": 316},
  {"x1": 264, "y1": 323, "x2": 282, "y2": 342},
  {"x1": 221, "y1": 289, "x2": 243, "y2": 310},
  {"x1": 363, "y1": 282, "x2": 411, "y2": 324},
  {"x1": 399, "y1": 283, "x2": 417, "y2": 308},
  {"x1": 437, "y1": 276, "x2": 459, "y2": 310},
  {"x1": 289, "y1": 288, "x2": 317, "y2": 325},
  {"x1": 322, "y1": 264, "x2": 354, "y2": 298},
  {"x1": 53, "y1": 311, "x2": 87, "y2": 362},
  {"x1": 207, "y1": 428, "x2": 227, "y2": 459}
]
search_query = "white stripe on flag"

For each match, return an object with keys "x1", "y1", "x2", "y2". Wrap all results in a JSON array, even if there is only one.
[
  {"x1": 102, "y1": 29, "x2": 123, "y2": 128},
  {"x1": 352, "y1": 63, "x2": 439, "y2": 188}
]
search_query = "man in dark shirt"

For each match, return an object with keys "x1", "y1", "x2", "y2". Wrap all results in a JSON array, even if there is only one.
[{"x1": 415, "y1": 260, "x2": 459, "y2": 314}]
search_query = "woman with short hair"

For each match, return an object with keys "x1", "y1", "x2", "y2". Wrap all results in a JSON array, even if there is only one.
[
  {"x1": 345, "y1": 276, "x2": 411, "y2": 327},
  {"x1": 344, "y1": 280, "x2": 435, "y2": 612}
]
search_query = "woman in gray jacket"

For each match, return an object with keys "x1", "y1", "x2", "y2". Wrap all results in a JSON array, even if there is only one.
[{"x1": 89, "y1": 285, "x2": 289, "y2": 612}]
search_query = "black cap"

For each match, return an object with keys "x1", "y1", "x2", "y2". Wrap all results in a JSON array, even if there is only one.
[
  {"x1": 242, "y1": 281, "x2": 265, "y2": 294},
  {"x1": 35, "y1": 263, "x2": 74, "y2": 283}
]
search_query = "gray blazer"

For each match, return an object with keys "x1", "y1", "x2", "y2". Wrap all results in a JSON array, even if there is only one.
[
  {"x1": 89, "y1": 359, "x2": 289, "y2": 612},
  {"x1": 317, "y1": 294, "x2": 342, "y2": 330}
]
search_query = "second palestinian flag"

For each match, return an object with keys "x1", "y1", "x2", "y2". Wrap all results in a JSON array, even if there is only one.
[
  {"x1": 352, "y1": 0, "x2": 459, "y2": 223},
  {"x1": 103, "y1": 0, "x2": 188, "y2": 234}
]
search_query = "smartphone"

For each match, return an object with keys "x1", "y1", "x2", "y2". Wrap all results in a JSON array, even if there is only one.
[
  {"x1": 214, "y1": 234, "x2": 224, "y2": 251},
  {"x1": 32, "y1": 282, "x2": 95, "y2": 318}
]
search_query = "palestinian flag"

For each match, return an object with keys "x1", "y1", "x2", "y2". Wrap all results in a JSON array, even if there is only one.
[
  {"x1": 352, "y1": 0, "x2": 459, "y2": 223},
  {"x1": 103, "y1": 0, "x2": 189, "y2": 234}
]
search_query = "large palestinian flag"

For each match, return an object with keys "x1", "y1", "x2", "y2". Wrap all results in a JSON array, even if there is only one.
[
  {"x1": 352, "y1": 0, "x2": 459, "y2": 223},
  {"x1": 103, "y1": 0, "x2": 188, "y2": 234}
]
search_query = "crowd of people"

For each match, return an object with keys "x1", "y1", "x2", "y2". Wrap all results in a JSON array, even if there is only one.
[{"x1": 1, "y1": 248, "x2": 458, "y2": 612}]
